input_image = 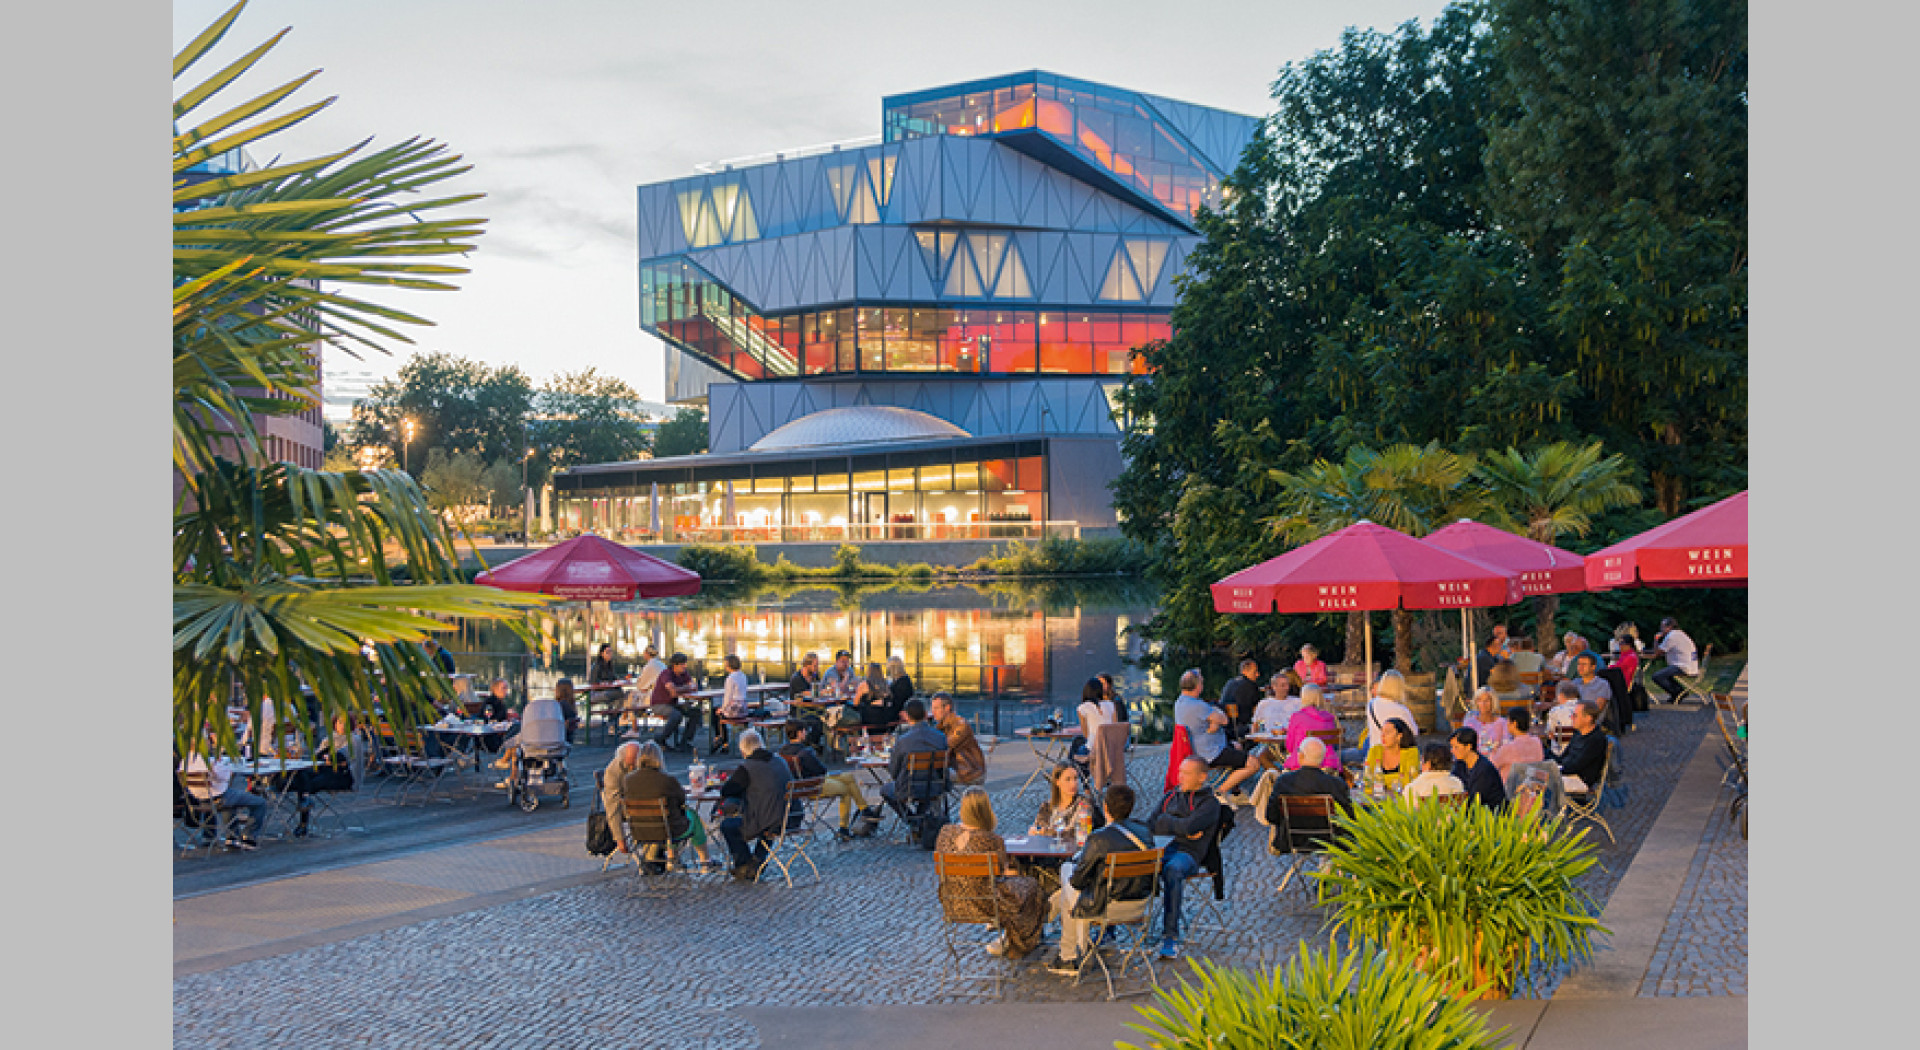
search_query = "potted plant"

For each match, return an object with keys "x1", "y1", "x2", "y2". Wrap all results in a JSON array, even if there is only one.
[
  {"x1": 1121, "y1": 947, "x2": 1510, "y2": 1050},
  {"x1": 1315, "y1": 800, "x2": 1606, "y2": 999}
]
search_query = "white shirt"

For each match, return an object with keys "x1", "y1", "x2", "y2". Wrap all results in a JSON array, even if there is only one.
[
  {"x1": 1364, "y1": 697, "x2": 1417, "y2": 749},
  {"x1": 1403, "y1": 770, "x2": 1464, "y2": 803},
  {"x1": 181, "y1": 754, "x2": 232, "y2": 798},
  {"x1": 722, "y1": 670, "x2": 750, "y2": 717},
  {"x1": 1077, "y1": 700, "x2": 1117, "y2": 738},
  {"x1": 1658, "y1": 629, "x2": 1699, "y2": 675},
  {"x1": 634, "y1": 657, "x2": 668, "y2": 694},
  {"x1": 1251, "y1": 694, "x2": 1301, "y2": 735},
  {"x1": 1546, "y1": 701, "x2": 1580, "y2": 731}
]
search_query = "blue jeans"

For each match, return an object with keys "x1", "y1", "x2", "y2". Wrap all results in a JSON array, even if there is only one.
[
  {"x1": 1159, "y1": 849, "x2": 1201, "y2": 942},
  {"x1": 219, "y1": 783, "x2": 268, "y2": 838}
]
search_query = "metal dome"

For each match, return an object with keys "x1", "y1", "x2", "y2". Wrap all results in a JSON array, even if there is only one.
[{"x1": 749, "y1": 406, "x2": 971, "y2": 452}]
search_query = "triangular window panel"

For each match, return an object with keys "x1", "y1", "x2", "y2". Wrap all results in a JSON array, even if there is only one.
[
  {"x1": 847, "y1": 164, "x2": 881, "y2": 224},
  {"x1": 914, "y1": 230, "x2": 943, "y2": 283},
  {"x1": 1125, "y1": 240, "x2": 1168, "y2": 295},
  {"x1": 994, "y1": 240, "x2": 1032, "y2": 298},
  {"x1": 1098, "y1": 243, "x2": 1142, "y2": 301},
  {"x1": 945, "y1": 232, "x2": 985, "y2": 297},
  {"x1": 676, "y1": 189, "x2": 704, "y2": 246},
  {"x1": 827, "y1": 164, "x2": 855, "y2": 222},
  {"x1": 869, "y1": 153, "x2": 897, "y2": 207}
]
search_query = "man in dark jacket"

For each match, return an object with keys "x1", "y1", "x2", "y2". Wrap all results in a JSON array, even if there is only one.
[
  {"x1": 1265, "y1": 738, "x2": 1353, "y2": 818},
  {"x1": 1043, "y1": 784, "x2": 1156, "y2": 975},
  {"x1": 881, "y1": 699, "x2": 948, "y2": 819},
  {"x1": 717, "y1": 729, "x2": 793, "y2": 880},
  {"x1": 1218, "y1": 657, "x2": 1263, "y2": 734},
  {"x1": 1150, "y1": 757, "x2": 1222, "y2": 961},
  {"x1": 1450, "y1": 727, "x2": 1508, "y2": 809},
  {"x1": 1553, "y1": 702, "x2": 1610, "y2": 790}
]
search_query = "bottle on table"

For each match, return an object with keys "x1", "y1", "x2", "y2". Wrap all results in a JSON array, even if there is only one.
[
  {"x1": 1074, "y1": 795, "x2": 1093, "y2": 844},
  {"x1": 689, "y1": 759, "x2": 707, "y2": 794}
]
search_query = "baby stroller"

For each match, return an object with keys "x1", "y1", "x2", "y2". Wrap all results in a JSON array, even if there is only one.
[{"x1": 506, "y1": 739, "x2": 572, "y2": 812}]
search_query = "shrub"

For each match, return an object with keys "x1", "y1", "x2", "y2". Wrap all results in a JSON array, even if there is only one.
[
  {"x1": 968, "y1": 536, "x2": 1145, "y2": 575},
  {"x1": 675, "y1": 544, "x2": 765, "y2": 583},
  {"x1": 1316, "y1": 799, "x2": 1606, "y2": 999},
  {"x1": 1121, "y1": 948, "x2": 1508, "y2": 1050}
]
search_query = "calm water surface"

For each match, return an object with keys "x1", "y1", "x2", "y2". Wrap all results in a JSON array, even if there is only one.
[{"x1": 440, "y1": 579, "x2": 1183, "y2": 740}]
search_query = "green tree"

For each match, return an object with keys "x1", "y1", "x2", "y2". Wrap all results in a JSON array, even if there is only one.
[
  {"x1": 480, "y1": 456, "x2": 523, "y2": 518},
  {"x1": 1474, "y1": 440, "x2": 1641, "y2": 650},
  {"x1": 349, "y1": 350, "x2": 535, "y2": 475},
  {"x1": 173, "y1": 2, "x2": 545, "y2": 756},
  {"x1": 420, "y1": 447, "x2": 488, "y2": 518},
  {"x1": 653, "y1": 407, "x2": 708, "y2": 458},
  {"x1": 536, "y1": 367, "x2": 651, "y2": 468}
]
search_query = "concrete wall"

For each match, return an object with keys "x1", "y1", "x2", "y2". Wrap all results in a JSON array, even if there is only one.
[{"x1": 1043, "y1": 436, "x2": 1124, "y2": 529}]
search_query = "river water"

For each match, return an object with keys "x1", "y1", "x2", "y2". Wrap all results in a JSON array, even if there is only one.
[{"x1": 437, "y1": 579, "x2": 1183, "y2": 741}]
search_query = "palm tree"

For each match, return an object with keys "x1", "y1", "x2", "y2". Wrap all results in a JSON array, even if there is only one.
[
  {"x1": 1473, "y1": 441, "x2": 1641, "y2": 651},
  {"x1": 1267, "y1": 442, "x2": 1489, "y2": 672},
  {"x1": 173, "y1": 2, "x2": 547, "y2": 756}
]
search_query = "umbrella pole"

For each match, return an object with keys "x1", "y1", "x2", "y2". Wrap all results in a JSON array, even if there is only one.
[
  {"x1": 1364, "y1": 615, "x2": 1373, "y2": 691},
  {"x1": 1469, "y1": 606, "x2": 1480, "y2": 694}
]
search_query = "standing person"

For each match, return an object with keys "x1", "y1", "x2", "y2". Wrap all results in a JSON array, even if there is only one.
[
  {"x1": 1042, "y1": 784, "x2": 1155, "y2": 976},
  {"x1": 1293, "y1": 645, "x2": 1328, "y2": 687},
  {"x1": 647, "y1": 653, "x2": 696, "y2": 752},
  {"x1": 1098, "y1": 673, "x2": 1130, "y2": 730},
  {"x1": 1219, "y1": 658, "x2": 1263, "y2": 734},
  {"x1": 587, "y1": 643, "x2": 626, "y2": 736},
  {"x1": 930, "y1": 692, "x2": 986, "y2": 786},
  {"x1": 1150, "y1": 757, "x2": 1223, "y2": 961},
  {"x1": 716, "y1": 729, "x2": 792, "y2": 880},
  {"x1": 709, "y1": 654, "x2": 750, "y2": 755},
  {"x1": 1171, "y1": 669, "x2": 1259, "y2": 802},
  {"x1": 1449, "y1": 728, "x2": 1507, "y2": 809},
  {"x1": 423, "y1": 638, "x2": 456, "y2": 676},
  {"x1": 886, "y1": 654, "x2": 915, "y2": 708},
  {"x1": 1649, "y1": 618, "x2": 1700, "y2": 701},
  {"x1": 1070, "y1": 677, "x2": 1116, "y2": 765},
  {"x1": 934, "y1": 789, "x2": 1048, "y2": 959}
]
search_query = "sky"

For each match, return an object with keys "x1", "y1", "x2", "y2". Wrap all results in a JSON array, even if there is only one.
[{"x1": 174, "y1": 0, "x2": 1449, "y2": 406}]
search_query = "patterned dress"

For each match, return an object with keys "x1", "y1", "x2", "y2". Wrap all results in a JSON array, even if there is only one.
[{"x1": 935, "y1": 824, "x2": 1047, "y2": 958}]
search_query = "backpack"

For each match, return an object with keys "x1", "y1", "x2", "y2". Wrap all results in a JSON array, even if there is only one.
[
  {"x1": 916, "y1": 811, "x2": 948, "y2": 851},
  {"x1": 585, "y1": 772, "x2": 616, "y2": 857}
]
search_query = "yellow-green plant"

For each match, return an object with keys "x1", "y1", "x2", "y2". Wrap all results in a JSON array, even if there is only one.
[
  {"x1": 1122, "y1": 948, "x2": 1508, "y2": 1050},
  {"x1": 1315, "y1": 798, "x2": 1606, "y2": 998}
]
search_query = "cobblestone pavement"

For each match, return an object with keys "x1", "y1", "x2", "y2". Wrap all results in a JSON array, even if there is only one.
[
  {"x1": 175, "y1": 706, "x2": 1733, "y2": 1049},
  {"x1": 1639, "y1": 780, "x2": 1748, "y2": 997}
]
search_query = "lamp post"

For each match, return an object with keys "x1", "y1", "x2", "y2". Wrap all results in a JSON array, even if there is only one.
[
  {"x1": 402, "y1": 418, "x2": 416, "y2": 475},
  {"x1": 522, "y1": 446, "x2": 535, "y2": 542}
]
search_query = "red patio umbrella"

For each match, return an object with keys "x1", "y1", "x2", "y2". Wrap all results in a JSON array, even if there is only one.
[
  {"x1": 1211, "y1": 521, "x2": 1524, "y2": 678},
  {"x1": 1584, "y1": 491, "x2": 1748, "y2": 591},
  {"x1": 1424, "y1": 519, "x2": 1587, "y2": 691},
  {"x1": 474, "y1": 533, "x2": 702, "y2": 600}
]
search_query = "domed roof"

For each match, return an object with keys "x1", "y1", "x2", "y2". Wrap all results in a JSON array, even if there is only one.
[{"x1": 749, "y1": 406, "x2": 971, "y2": 452}]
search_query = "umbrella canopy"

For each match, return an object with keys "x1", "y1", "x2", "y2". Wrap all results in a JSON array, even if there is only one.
[
  {"x1": 1424, "y1": 519, "x2": 1587, "y2": 596},
  {"x1": 1212, "y1": 520, "x2": 1523, "y2": 615},
  {"x1": 474, "y1": 532, "x2": 701, "y2": 601},
  {"x1": 1585, "y1": 490, "x2": 1748, "y2": 591}
]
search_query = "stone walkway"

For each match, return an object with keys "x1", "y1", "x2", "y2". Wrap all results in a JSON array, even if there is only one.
[{"x1": 175, "y1": 699, "x2": 1747, "y2": 1048}]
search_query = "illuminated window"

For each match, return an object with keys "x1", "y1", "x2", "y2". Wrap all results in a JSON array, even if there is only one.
[
  {"x1": 1098, "y1": 239, "x2": 1169, "y2": 301},
  {"x1": 676, "y1": 181, "x2": 759, "y2": 247}
]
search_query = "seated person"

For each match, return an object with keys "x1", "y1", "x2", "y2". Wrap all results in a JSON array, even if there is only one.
[
  {"x1": 1449, "y1": 727, "x2": 1507, "y2": 809},
  {"x1": 600, "y1": 741, "x2": 640, "y2": 851},
  {"x1": 1492, "y1": 706, "x2": 1546, "y2": 779},
  {"x1": 1030, "y1": 763, "x2": 1105, "y2": 837},
  {"x1": 1404, "y1": 744, "x2": 1466, "y2": 805},
  {"x1": 1150, "y1": 757, "x2": 1223, "y2": 961},
  {"x1": 1218, "y1": 658, "x2": 1265, "y2": 735},
  {"x1": 1251, "y1": 671, "x2": 1302, "y2": 736},
  {"x1": 788, "y1": 652, "x2": 821, "y2": 699},
  {"x1": 778, "y1": 723, "x2": 882, "y2": 838},
  {"x1": 1485, "y1": 659, "x2": 1530, "y2": 706},
  {"x1": 852, "y1": 679, "x2": 900, "y2": 744},
  {"x1": 819, "y1": 650, "x2": 858, "y2": 702},
  {"x1": 709, "y1": 654, "x2": 751, "y2": 756},
  {"x1": 1552, "y1": 701, "x2": 1610, "y2": 789},
  {"x1": 1293, "y1": 644, "x2": 1328, "y2": 687},
  {"x1": 930, "y1": 692, "x2": 986, "y2": 786},
  {"x1": 717, "y1": 729, "x2": 793, "y2": 880},
  {"x1": 881, "y1": 699, "x2": 949, "y2": 820},
  {"x1": 1280, "y1": 686, "x2": 1345, "y2": 774},
  {"x1": 491, "y1": 687, "x2": 568, "y2": 788},
  {"x1": 620, "y1": 740, "x2": 713, "y2": 871},
  {"x1": 552, "y1": 678, "x2": 580, "y2": 739},
  {"x1": 1363, "y1": 717, "x2": 1420, "y2": 794},
  {"x1": 1172, "y1": 669, "x2": 1259, "y2": 801},
  {"x1": 1043, "y1": 784, "x2": 1157, "y2": 976},
  {"x1": 1460, "y1": 687, "x2": 1515, "y2": 755},
  {"x1": 1649, "y1": 617, "x2": 1699, "y2": 700},
  {"x1": 1265, "y1": 737, "x2": 1353, "y2": 820},
  {"x1": 647, "y1": 653, "x2": 697, "y2": 751},
  {"x1": 179, "y1": 740, "x2": 267, "y2": 850},
  {"x1": 1544, "y1": 680, "x2": 1584, "y2": 732},
  {"x1": 935, "y1": 788, "x2": 1048, "y2": 960},
  {"x1": 1545, "y1": 632, "x2": 1590, "y2": 678},
  {"x1": 480, "y1": 678, "x2": 513, "y2": 722}
]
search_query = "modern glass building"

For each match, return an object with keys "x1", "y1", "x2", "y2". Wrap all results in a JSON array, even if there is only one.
[{"x1": 556, "y1": 72, "x2": 1257, "y2": 543}]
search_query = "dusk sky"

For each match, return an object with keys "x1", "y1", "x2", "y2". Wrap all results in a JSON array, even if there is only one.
[{"x1": 173, "y1": 0, "x2": 1449, "y2": 407}]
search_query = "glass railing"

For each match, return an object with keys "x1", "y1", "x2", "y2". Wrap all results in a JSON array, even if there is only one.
[{"x1": 545, "y1": 520, "x2": 1084, "y2": 545}]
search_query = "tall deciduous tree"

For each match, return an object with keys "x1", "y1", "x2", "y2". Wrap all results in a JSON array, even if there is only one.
[
  {"x1": 350, "y1": 351, "x2": 535, "y2": 475},
  {"x1": 536, "y1": 367, "x2": 651, "y2": 468},
  {"x1": 653, "y1": 407, "x2": 709, "y2": 458}
]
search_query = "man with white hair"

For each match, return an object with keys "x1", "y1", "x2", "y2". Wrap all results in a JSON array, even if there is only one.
[
  {"x1": 601, "y1": 741, "x2": 642, "y2": 854},
  {"x1": 1265, "y1": 736, "x2": 1352, "y2": 817},
  {"x1": 716, "y1": 729, "x2": 793, "y2": 880}
]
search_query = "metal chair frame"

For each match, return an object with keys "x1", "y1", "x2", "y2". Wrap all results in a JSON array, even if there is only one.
[
  {"x1": 621, "y1": 797, "x2": 694, "y2": 897},
  {"x1": 1712, "y1": 699, "x2": 1748, "y2": 791},
  {"x1": 1073, "y1": 847, "x2": 1164, "y2": 1000},
  {"x1": 1561, "y1": 739, "x2": 1616, "y2": 846},
  {"x1": 1268, "y1": 794, "x2": 1342, "y2": 901},
  {"x1": 1660, "y1": 644, "x2": 1716, "y2": 705},
  {"x1": 758, "y1": 776, "x2": 826, "y2": 887},
  {"x1": 888, "y1": 749, "x2": 951, "y2": 844},
  {"x1": 372, "y1": 723, "x2": 457, "y2": 804},
  {"x1": 932, "y1": 851, "x2": 1016, "y2": 994},
  {"x1": 175, "y1": 771, "x2": 238, "y2": 857}
]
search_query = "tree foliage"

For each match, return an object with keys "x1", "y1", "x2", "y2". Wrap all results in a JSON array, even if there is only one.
[
  {"x1": 536, "y1": 367, "x2": 652, "y2": 469},
  {"x1": 349, "y1": 350, "x2": 535, "y2": 475},
  {"x1": 653, "y1": 407, "x2": 709, "y2": 458}
]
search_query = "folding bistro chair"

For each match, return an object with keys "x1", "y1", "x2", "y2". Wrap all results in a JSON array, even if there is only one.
[
  {"x1": 372, "y1": 723, "x2": 456, "y2": 804},
  {"x1": 1268, "y1": 794, "x2": 1342, "y2": 901},
  {"x1": 758, "y1": 776, "x2": 826, "y2": 887},
  {"x1": 175, "y1": 771, "x2": 237, "y2": 857},
  {"x1": 1075, "y1": 847, "x2": 1164, "y2": 1000},
  {"x1": 1713, "y1": 701, "x2": 1748, "y2": 791},
  {"x1": 890, "y1": 749, "x2": 951, "y2": 844},
  {"x1": 1662, "y1": 644, "x2": 1716, "y2": 705},
  {"x1": 932, "y1": 851, "x2": 1015, "y2": 993},
  {"x1": 1561, "y1": 739, "x2": 1616, "y2": 845},
  {"x1": 621, "y1": 797, "x2": 691, "y2": 897}
]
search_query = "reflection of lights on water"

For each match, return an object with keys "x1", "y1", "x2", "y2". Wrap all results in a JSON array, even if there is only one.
[
  {"x1": 930, "y1": 641, "x2": 946, "y2": 661},
  {"x1": 1004, "y1": 632, "x2": 1026, "y2": 665}
]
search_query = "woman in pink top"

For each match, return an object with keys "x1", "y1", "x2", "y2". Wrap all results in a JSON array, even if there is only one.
[
  {"x1": 1492, "y1": 704, "x2": 1545, "y2": 779},
  {"x1": 1460, "y1": 688, "x2": 1514, "y2": 754},
  {"x1": 1282, "y1": 685, "x2": 1342, "y2": 772},
  {"x1": 1292, "y1": 644, "x2": 1328, "y2": 687}
]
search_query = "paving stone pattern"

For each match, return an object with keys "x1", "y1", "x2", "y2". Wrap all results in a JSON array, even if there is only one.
[
  {"x1": 175, "y1": 707, "x2": 1728, "y2": 1049},
  {"x1": 1639, "y1": 783, "x2": 1748, "y2": 997}
]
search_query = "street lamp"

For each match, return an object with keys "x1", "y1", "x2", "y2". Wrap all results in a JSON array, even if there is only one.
[
  {"x1": 402, "y1": 417, "x2": 416, "y2": 474},
  {"x1": 522, "y1": 446, "x2": 536, "y2": 541}
]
